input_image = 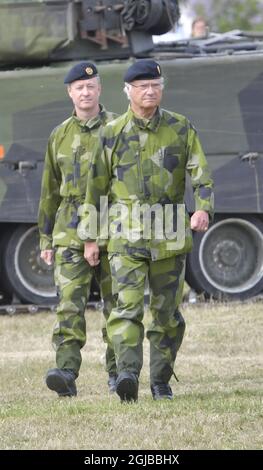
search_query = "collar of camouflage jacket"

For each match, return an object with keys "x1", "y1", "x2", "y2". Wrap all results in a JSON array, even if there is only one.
[
  {"x1": 127, "y1": 106, "x2": 162, "y2": 132},
  {"x1": 72, "y1": 104, "x2": 107, "y2": 130}
]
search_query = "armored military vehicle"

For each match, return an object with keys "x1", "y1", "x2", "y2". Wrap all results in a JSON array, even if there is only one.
[{"x1": 0, "y1": 0, "x2": 262, "y2": 305}]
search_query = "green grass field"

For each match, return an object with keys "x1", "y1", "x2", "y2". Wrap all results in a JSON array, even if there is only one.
[{"x1": 0, "y1": 302, "x2": 262, "y2": 450}]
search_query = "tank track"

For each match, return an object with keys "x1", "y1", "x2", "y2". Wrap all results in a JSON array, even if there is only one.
[{"x1": 0, "y1": 301, "x2": 102, "y2": 315}]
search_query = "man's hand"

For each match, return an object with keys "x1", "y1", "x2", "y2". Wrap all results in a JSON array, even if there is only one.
[
  {"x1": 40, "y1": 249, "x2": 54, "y2": 265},
  {"x1": 84, "y1": 242, "x2": 100, "y2": 266},
  {"x1": 190, "y1": 210, "x2": 209, "y2": 232}
]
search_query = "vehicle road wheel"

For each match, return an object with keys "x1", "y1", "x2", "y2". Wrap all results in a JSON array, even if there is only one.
[
  {"x1": 186, "y1": 216, "x2": 263, "y2": 300},
  {"x1": 2, "y1": 224, "x2": 57, "y2": 304}
]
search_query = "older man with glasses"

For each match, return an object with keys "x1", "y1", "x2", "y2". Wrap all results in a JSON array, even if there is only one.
[{"x1": 79, "y1": 59, "x2": 214, "y2": 402}]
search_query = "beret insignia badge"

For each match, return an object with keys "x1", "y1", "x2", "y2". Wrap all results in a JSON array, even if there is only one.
[{"x1": 86, "y1": 67, "x2": 93, "y2": 75}]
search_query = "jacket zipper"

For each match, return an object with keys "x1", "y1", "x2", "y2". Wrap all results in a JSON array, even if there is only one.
[
  {"x1": 73, "y1": 150, "x2": 77, "y2": 187},
  {"x1": 136, "y1": 152, "x2": 144, "y2": 194},
  {"x1": 158, "y1": 148, "x2": 164, "y2": 196}
]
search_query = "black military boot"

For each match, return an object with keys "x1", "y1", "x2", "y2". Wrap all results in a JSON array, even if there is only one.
[
  {"x1": 46, "y1": 368, "x2": 77, "y2": 397},
  {"x1": 107, "y1": 374, "x2": 117, "y2": 393},
  {"x1": 151, "y1": 383, "x2": 173, "y2": 400},
  {"x1": 116, "y1": 371, "x2": 138, "y2": 402}
]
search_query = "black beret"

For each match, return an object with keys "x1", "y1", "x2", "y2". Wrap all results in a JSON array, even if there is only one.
[
  {"x1": 64, "y1": 61, "x2": 98, "y2": 84},
  {"x1": 124, "y1": 59, "x2": 162, "y2": 83}
]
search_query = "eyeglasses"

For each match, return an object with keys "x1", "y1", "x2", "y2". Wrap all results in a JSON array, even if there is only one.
[{"x1": 129, "y1": 82, "x2": 163, "y2": 91}]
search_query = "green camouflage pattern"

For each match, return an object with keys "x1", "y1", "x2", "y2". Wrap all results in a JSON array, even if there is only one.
[
  {"x1": 53, "y1": 247, "x2": 116, "y2": 376},
  {"x1": 79, "y1": 105, "x2": 213, "y2": 383},
  {"x1": 79, "y1": 106, "x2": 214, "y2": 259},
  {"x1": 0, "y1": 1, "x2": 178, "y2": 65},
  {"x1": 38, "y1": 105, "x2": 117, "y2": 251},
  {"x1": 0, "y1": 1, "x2": 69, "y2": 62},
  {"x1": 107, "y1": 252, "x2": 186, "y2": 382},
  {"x1": 38, "y1": 105, "x2": 117, "y2": 375},
  {"x1": 1, "y1": 26, "x2": 263, "y2": 305}
]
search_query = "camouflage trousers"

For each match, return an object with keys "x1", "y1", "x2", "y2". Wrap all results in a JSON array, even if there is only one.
[
  {"x1": 53, "y1": 247, "x2": 116, "y2": 376},
  {"x1": 107, "y1": 252, "x2": 186, "y2": 384}
]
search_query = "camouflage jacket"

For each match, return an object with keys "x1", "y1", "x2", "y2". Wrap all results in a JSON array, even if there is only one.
[
  {"x1": 38, "y1": 105, "x2": 117, "y2": 250},
  {"x1": 78, "y1": 106, "x2": 214, "y2": 260}
]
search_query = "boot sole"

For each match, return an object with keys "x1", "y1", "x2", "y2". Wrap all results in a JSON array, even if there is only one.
[
  {"x1": 116, "y1": 377, "x2": 138, "y2": 402},
  {"x1": 46, "y1": 371, "x2": 77, "y2": 397}
]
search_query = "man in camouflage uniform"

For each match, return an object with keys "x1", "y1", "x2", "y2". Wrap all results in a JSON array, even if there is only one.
[
  {"x1": 38, "y1": 61, "x2": 117, "y2": 397},
  {"x1": 79, "y1": 59, "x2": 214, "y2": 402}
]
